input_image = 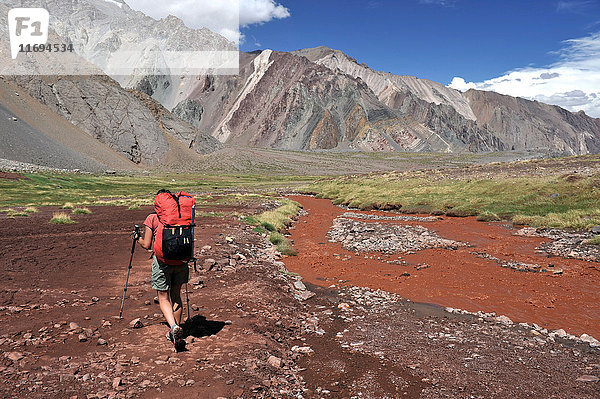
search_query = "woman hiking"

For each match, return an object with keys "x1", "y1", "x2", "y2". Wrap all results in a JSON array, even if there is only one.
[{"x1": 135, "y1": 189, "x2": 195, "y2": 349}]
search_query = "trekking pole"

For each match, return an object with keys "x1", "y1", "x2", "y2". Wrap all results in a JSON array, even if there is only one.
[
  {"x1": 185, "y1": 283, "x2": 191, "y2": 322},
  {"x1": 119, "y1": 225, "x2": 139, "y2": 319}
]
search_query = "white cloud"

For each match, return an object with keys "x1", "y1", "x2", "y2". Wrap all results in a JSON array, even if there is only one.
[
  {"x1": 449, "y1": 32, "x2": 600, "y2": 118},
  {"x1": 239, "y1": 0, "x2": 290, "y2": 26},
  {"x1": 419, "y1": 0, "x2": 455, "y2": 6},
  {"x1": 124, "y1": 0, "x2": 290, "y2": 44},
  {"x1": 557, "y1": 1, "x2": 593, "y2": 12}
]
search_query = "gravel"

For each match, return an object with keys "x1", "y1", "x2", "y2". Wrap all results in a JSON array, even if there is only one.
[{"x1": 328, "y1": 217, "x2": 468, "y2": 254}]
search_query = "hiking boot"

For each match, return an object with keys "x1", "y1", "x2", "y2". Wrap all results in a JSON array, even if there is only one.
[
  {"x1": 166, "y1": 330, "x2": 173, "y2": 342},
  {"x1": 170, "y1": 324, "x2": 184, "y2": 348},
  {"x1": 171, "y1": 324, "x2": 183, "y2": 341}
]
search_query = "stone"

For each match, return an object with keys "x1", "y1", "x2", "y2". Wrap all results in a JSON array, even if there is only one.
[
  {"x1": 576, "y1": 375, "x2": 599, "y2": 382},
  {"x1": 78, "y1": 334, "x2": 88, "y2": 342},
  {"x1": 97, "y1": 338, "x2": 107, "y2": 346},
  {"x1": 291, "y1": 346, "x2": 314, "y2": 354},
  {"x1": 293, "y1": 280, "x2": 307, "y2": 291},
  {"x1": 129, "y1": 318, "x2": 143, "y2": 329},
  {"x1": 5, "y1": 352, "x2": 24, "y2": 362},
  {"x1": 112, "y1": 377, "x2": 122, "y2": 389},
  {"x1": 580, "y1": 334, "x2": 600, "y2": 345},
  {"x1": 69, "y1": 322, "x2": 81, "y2": 331},
  {"x1": 203, "y1": 259, "x2": 216, "y2": 268},
  {"x1": 267, "y1": 355, "x2": 281, "y2": 368},
  {"x1": 495, "y1": 315, "x2": 513, "y2": 325},
  {"x1": 185, "y1": 379, "x2": 195, "y2": 386},
  {"x1": 295, "y1": 291, "x2": 316, "y2": 301},
  {"x1": 591, "y1": 226, "x2": 600, "y2": 234},
  {"x1": 554, "y1": 329, "x2": 567, "y2": 338},
  {"x1": 91, "y1": 297, "x2": 99, "y2": 302}
]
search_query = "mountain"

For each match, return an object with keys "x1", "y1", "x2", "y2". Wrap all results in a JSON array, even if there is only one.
[
  {"x1": 0, "y1": 1, "x2": 221, "y2": 169},
  {"x1": 148, "y1": 45, "x2": 600, "y2": 154},
  {"x1": 0, "y1": 76, "x2": 138, "y2": 172},
  {"x1": 295, "y1": 46, "x2": 600, "y2": 154}
]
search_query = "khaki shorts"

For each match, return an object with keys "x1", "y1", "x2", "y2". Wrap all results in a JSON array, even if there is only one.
[{"x1": 151, "y1": 256, "x2": 189, "y2": 291}]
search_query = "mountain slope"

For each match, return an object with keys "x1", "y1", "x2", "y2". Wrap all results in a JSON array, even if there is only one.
[
  {"x1": 0, "y1": 2, "x2": 221, "y2": 168},
  {"x1": 0, "y1": 77, "x2": 138, "y2": 172},
  {"x1": 295, "y1": 46, "x2": 600, "y2": 155}
]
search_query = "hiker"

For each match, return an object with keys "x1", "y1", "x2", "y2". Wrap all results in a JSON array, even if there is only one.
[{"x1": 135, "y1": 189, "x2": 196, "y2": 347}]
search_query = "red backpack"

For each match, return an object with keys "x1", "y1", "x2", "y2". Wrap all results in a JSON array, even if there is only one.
[{"x1": 154, "y1": 191, "x2": 195, "y2": 265}]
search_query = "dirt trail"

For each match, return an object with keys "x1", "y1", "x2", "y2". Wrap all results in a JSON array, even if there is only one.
[
  {"x1": 284, "y1": 195, "x2": 600, "y2": 338},
  {"x1": 0, "y1": 203, "x2": 429, "y2": 398}
]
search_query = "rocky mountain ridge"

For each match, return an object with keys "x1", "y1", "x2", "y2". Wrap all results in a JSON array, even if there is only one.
[
  {"x1": 296, "y1": 46, "x2": 600, "y2": 155},
  {"x1": 0, "y1": 2, "x2": 222, "y2": 169}
]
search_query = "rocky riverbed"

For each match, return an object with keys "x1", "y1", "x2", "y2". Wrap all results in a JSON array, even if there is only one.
[
  {"x1": 516, "y1": 227, "x2": 600, "y2": 262},
  {"x1": 328, "y1": 217, "x2": 468, "y2": 254}
]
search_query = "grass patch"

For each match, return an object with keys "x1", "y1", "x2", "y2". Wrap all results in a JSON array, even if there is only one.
[
  {"x1": 585, "y1": 236, "x2": 600, "y2": 245},
  {"x1": 512, "y1": 209, "x2": 600, "y2": 229},
  {"x1": 307, "y1": 168, "x2": 600, "y2": 230},
  {"x1": 196, "y1": 211, "x2": 225, "y2": 218},
  {"x1": 246, "y1": 199, "x2": 302, "y2": 256},
  {"x1": 255, "y1": 200, "x2": 302, "y2": 231},
  {"x1": 269, "y1": 232, "x2": 285, "y2": 245},
  {"x1": 275, "y1": 239, "x2": 298, "y2": 256},
  {"x1": 269, "y1": 232, "x2": 297, "y2": 256},
  {"x1": 50, "y1": 212, "x2": 77, "y2": 224},
  {"x1": 72, "y1": 207, "x2": 92, "y2": 215},
  {"x1": 0, "y1": 173, "x2": 315, "y2": 208},
  {"x1": 128, "y1": 205, "x2": 141, "y2": 210},
  {"x1": 61, "y1": 202, "x2": 75, "y2": 209},
  {"x1": 7, "y1": 209, "x2": 29, "y2": 217},
  {"x1": 260, "y1": 221, "x2": 276, "y2": 232},
  {"x1": 477, "y1": 211, "x2": 501, "y2": 222}
]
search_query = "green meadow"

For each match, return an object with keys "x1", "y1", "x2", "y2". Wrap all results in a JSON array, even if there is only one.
[{"x1": 307, "y1": 170, "x2": 600, "y2": 229}]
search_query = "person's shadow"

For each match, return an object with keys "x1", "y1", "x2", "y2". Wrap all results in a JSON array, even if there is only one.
[
  {"x1": 171, "y1": 315, "x2": 226, "y2": 352},
  {"x1": 183, "y1": 315, "x2": 226, "y2": 338}
]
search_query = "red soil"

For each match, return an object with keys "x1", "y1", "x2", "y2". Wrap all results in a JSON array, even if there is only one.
[
  {"x1": 284, "y1": 195, "x2": 600, "y2": 338},
  {"x1": 0, "y1": 172, "x2": 26, "y2": 180}
]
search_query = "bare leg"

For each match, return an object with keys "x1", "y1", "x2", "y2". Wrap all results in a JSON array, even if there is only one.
[
  {"x1": 170, "y1": 284, "x2": 183, "y2": 326},
  {"x1": 157, "y1": 290, "x2": 176, "y2": 327}
]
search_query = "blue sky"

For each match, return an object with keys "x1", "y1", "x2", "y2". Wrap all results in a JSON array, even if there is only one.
[
  {"x1": 126, "y1": 0, "x2": 600, "y2": 116},
  {"x1": 240, "y1": 0, "x2": 599, "y2": 84}
]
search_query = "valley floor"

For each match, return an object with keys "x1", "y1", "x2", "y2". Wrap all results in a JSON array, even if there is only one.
[{"x1": 0, "y1": 199, "x2": 598, "y2": 398}]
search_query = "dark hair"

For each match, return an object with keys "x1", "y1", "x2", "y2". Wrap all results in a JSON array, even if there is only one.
[{"x1": 156, "y1": 189, "x2": 172, "y2": 195}]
